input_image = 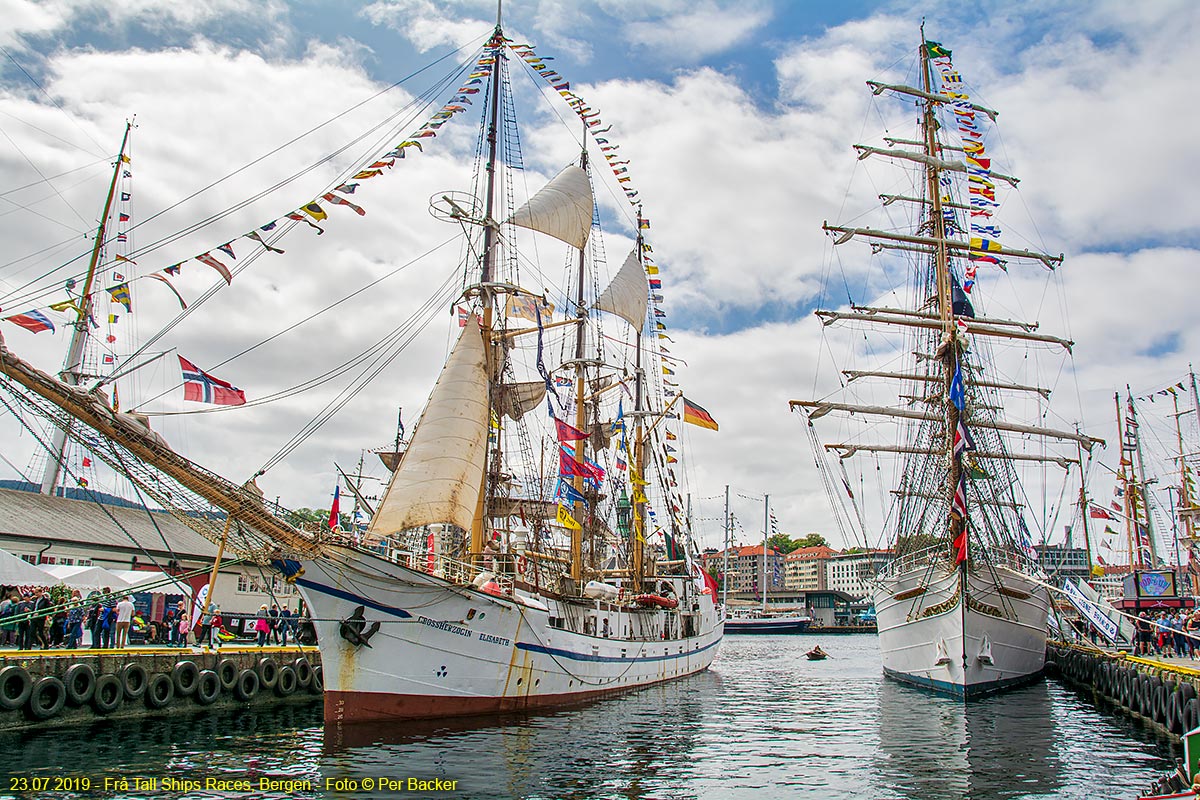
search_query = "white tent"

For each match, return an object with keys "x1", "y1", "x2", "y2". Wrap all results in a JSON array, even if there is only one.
[
  {"x1": 45, "y1": 565, "x2": 132, "y2": 591},
  {"x1": 108, "y1": 570, "x2": 192, "y2": 597},
  {"x1": 0, "y1": 549, "x2": 61, "y2": 587}
]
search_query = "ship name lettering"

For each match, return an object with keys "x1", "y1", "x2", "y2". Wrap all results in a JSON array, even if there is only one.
[
  {"x1": 417, "y1": 615, "x2": 472, "y2": 637},
  {"x1": 479, "y1": 633, "x2": 511, "y2": 646}
]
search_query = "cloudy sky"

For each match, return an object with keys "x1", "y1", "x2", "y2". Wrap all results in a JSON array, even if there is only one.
[{"x1": 1, "y1": 0, "x2": 1197, "y2": 558}]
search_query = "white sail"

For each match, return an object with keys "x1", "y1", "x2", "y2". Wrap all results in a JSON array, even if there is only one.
[
  {"x1": 594, "y1": 248, "x2": 648, "y2": 329},
  {"x1": 365, "y1": 318, "x2": 489, "y2": 540},
  {"x1": 498, "y1": 380, "x2": 546, "y2": 420},
  {"x1": 507, "y1": 165, "x2": 593, "y2": 249}
]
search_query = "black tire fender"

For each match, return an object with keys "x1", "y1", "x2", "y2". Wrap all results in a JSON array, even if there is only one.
[
  {"x1": 145, "y1": 673, "x2": 174, "y2": 710},
  {"x1": 121, "y1": 663, "x2": 148, "y2": 700},
  {"x1": 310, "y1": 664, "x2": 323, "y2": 693},
  {"x1": 64, "y1": 663, "x2": 96, "y2": 706},
  {"x1": 25, "y1": 676, "x2": 66, "y2": 720},
  {"x1": 172, "y1": 661, "x2": 200, "y2": 697},
  {"x1": 0, "y1": 665, "x2": 33, "y2": 710},
  {"x1": 234, "y1": 669, "x2": 259, "y2": 702},
  {"x1": 92, "y1": 674, "x2": 123, "y2": 714},
  {"x1": 194, "y1": 670, "x2": 221, "y2": 706},
  {"x1": 216, "y1": 659, "x2": 238, "y2": 691},
  {"x1": 275, "y1": 665, "x2": 297, "y2": 697},
  {"x1": 292, "y1": 657, "x2": 313, "y2": 689},
  {"x1": 256, "y1": 657, "x2": 279, "y2": 690}
]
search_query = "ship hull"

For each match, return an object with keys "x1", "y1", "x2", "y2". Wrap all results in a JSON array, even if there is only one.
[
  {"x1": 724, "y1": 617, "x2": 812, "y2": 635},
  {"x1": 294, "y1": 545, "x2": 723, "y2": 724},
  {"x1": 875, "y1": 561, "x2": 1048, "y2": 699}
]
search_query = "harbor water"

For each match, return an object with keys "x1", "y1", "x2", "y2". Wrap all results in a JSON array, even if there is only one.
[{"x1": 0, "y1": 635, "x2": 1174, "y2": 799}]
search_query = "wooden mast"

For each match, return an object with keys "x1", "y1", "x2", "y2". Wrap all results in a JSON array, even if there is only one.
[
  {"x1": 1173, "y1": 390, "x2": 1196, "y2": 592},
  {"x1": 471, "y1": 17, "x2": 506, "y2": 563},
  {"x1": 569, "y1": 133, "x2": 589, "y2": 585},
  {"x1": 629, "y1": 205, "x2": 648, "y2": 593},
  {"x1": 40, "y1": 121, "x2": 132, "y2": 496},
  {"x1": 1128, "y1": 388, "x2": 1158, "y2": 566},
  {"x1": 1116, "y1": 392, "x2": 1138, "y2": 570}
]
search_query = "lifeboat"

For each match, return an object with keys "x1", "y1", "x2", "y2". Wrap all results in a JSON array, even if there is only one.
[{"x1": 633, "y1": 594, "x2": 678, "y2": 609}]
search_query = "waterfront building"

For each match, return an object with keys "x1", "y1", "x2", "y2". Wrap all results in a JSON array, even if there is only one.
[
  {"x1": 0, "y1": 485, "x2": 298, "y2": 617},
  {"x1": 826, "y1": 549, "x2": 894, "y2": 601},
  {"x1": 1035, "y1": 544, "x2": 1092, "y2": 584},
  {"x1": 784, "y1": 545, "x2": 837, "y2": 591},
  {"x1": 702, "y1": 544, "x2": 786, "y2": 594}
]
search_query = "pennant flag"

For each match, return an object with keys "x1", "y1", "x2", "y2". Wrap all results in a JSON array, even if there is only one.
[
  {"x1": 556, "y1": 504, "x2": 581, "y2": 531},
  {"x1": 178, "y1": 355, "x2": 246, "y2": 406},
  {"x1": 953, "y1": 420, "x2": 976, "y2": 458},
  {"x1": 82, "y1": 457, "x2": 92, "y2": 468},
  {"x1": 335, "y1": 182, "x2": 359, "y2": 195},
  {"x1": 559, "y1": 446, "x2": 603, "y2": 481},
  {"x1": 4, "y1": 310, "x2": 54, "y2": 333},
  {"x1": 666, "y1": 431, "x2": 677, "y2": 441},
  {"x1": 243, "y1": 230, "x2": 285, "y2": 254},
  {"x1": 165, "y1": 263, "x2": 183, "y2": 276},
  {"x1": 120, "y1": 192, "x2": 131, "y2": 201},
  {"x1": 326, "y1": 484, "x2": 340, "y2": 527},
  {"x1": 114, "y1": 254, "x2": 137, "y2": 265},
  {"x1": 195, "y1": 253, "x2": 233, "y2": 284},
  {"x1": 286, "y1": 211, "x2": 324, "y2": 234},
  {"x1": 108, "y1": 314, "x2": 118, "y2": 323},
  {"x1": 107, "y1": 283, "x2": 132, "y2": 312},
  {"x1": 301, "y1": 202, "x2": 327, "y2": 221},
  {"x1": 49, "y1": 299, "x2": 82, "y2": 314},
  {"x1": 555, "y1": 418, "x2": 589, "y2": 443},
  {"x1": 102, "y1": 354, "x2": 115, "y2": 365},
  {"x1": 322, "y1": 192, "x2": 366, "y2": 216},
  {"x1": 217, "y1": 242, "x2": 237, "y2": 259},
  {"x1": 1089, "y1": 505, "x2": 1115, "y2": 520},
  {"x1": 949, "y1": 362, "x2": 966, "y2": 411},
  {"x1": 148, "y1": 273, "x2": 187, "y2": 309},
  {"x1": 682, "y1": 397, "x2": 719, "y2": 431},
  {"x1": 557, "y1": 480, "x2": 587, "y2": 506},
  {"x1": 118, "y1": 212, "x2": 130, "y2": 222},
  {"x1": 951, "y1": 473, "x2": 967, "y2": 518}
]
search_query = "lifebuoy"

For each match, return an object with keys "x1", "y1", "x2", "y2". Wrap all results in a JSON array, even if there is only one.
[
  {"x1": 194, "y1": 670, "x2": 220, "y2": 705},
  {"x1": 0, "y1": 666, "x2": 32, "y2": 710},
  {"x1": 516, "y1": 556, "x2": 528, "y2": 576},
  {"x1": 172, "y1": 661, "x2": 199, "y2": 697},
  {"x1": 92, "y1": 674, "x2": 123, "y2": 714},
  {"x1": 121, "y1": 663, "x2": 148, "y2": 700},
  {"x1": 292, "y1": 658, "x2": 313, "y2": 689},
  {"x1": 234, "y1": 669, "x2": 259, "y2": 702},
  {"x1": 216, "y1": 659, "x2": 238, "y2": 691},
  {"x1": 275, "y1": 665, "x2": 298, "y2": 697},
  {"x1": 26, "y1": 676, "x2": 66, "y2": 721},
  {"x1": 257, "y1": 657, "x2": 279, "y2": 690},
  {"x1": 145, "y1": 673, "x2": 173, "y2": 709},
  {"x1": 64, "y1": 663, "x2": 96, "y2": 706}
]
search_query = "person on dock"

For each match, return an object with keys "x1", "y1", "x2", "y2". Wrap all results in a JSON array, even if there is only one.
[
  {"x1": 65, "y1": 600, "x2": 84, "y2": 649},
  {"x1": 14, "y1": 593, "x2": 33, "y2": 650},
  {"x1": 255, "y1": 604, "x2": 270, "y2": 647},
  {"x1": 0, "y1": 592, "x2": 15, "y2": 647},
  {"x1": 208, "y1": 606, "x2": 224, "y2": 650},
  {"x1": 32, "y1": 590, "x2": 51, "y2": 650},
  {"x1": 280, "y1": 606, "x2": 294, "y2": 647},
  {"x1": 269, "y1": 603, "x2": 281, "y2": 645},
  {"x1": 177, "y1": 609, "x2": 191, "y2": 647},
  {"x1": 114, "y1": 595, "x2": 135, "y2": 649}
]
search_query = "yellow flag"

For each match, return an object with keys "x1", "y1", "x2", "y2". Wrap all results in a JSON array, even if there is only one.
[
  {"x1": 632, "y1": 488, "x2": 647, "y2": 504},
  {"x1": 49, "y1": 300, "x2": 81, "y2": 314},
  {"x1": 556, "y1": 504, "x2": 581, "y2": 531},
  {"x1": 629, "y1": 468, "x2": 649, "y2": 486},
  {"x1": 301, "y1": 202, "x2": 328, "y2": 221}
]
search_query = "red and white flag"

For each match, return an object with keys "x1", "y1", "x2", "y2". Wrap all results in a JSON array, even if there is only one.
[{"x1": 178, "y1": 355, "x2": 246, "y2": 406}]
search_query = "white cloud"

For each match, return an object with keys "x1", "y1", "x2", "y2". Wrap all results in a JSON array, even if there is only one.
[{"x1": 618, "y1": 0, "x2": 772, "y2": 61}]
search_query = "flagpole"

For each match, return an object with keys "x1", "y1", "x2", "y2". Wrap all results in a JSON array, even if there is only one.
[
  {"x1": 762, "y1": 494, "x2": 769, "y2": 614},
  {"x1": 723, "y1": 484, "x2": 730, "y2": 609},
  {"x1": 203, "y1": 515, "x2": 233, "y2": 648},
  {"x1": 1076, "y1": 435, "x2": 1094, "y2": 578},
  {"x1": 40, "y1": 121, "x2": 132, "y2": 496},
  {"x1": 1116, "y1": 392, "x2": 1137, "y2": 570},
  {"x1": 1129, "y1": 388, "x2": 1158, "y2": 567},
  {"x1": 1174, "y1": 390, "x2": 1196, "y2": 591}
]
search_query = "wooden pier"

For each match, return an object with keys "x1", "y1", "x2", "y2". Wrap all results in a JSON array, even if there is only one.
[{"x1": 0, "y1": 646, "x2": 321, "y2": 729}]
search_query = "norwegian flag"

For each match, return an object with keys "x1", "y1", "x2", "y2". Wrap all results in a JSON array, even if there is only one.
[{"x1": 178, "y1": 355, "x2": 246, "y2": 406}]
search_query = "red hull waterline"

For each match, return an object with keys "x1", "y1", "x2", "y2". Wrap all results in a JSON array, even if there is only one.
[{"x1": 325, "y1": 677, "x2": 690, "y2": 725}]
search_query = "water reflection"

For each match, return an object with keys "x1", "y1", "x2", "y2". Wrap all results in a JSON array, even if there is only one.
[{"x1": 0, "y1": 638, "x2": 1178, "y2": 799}]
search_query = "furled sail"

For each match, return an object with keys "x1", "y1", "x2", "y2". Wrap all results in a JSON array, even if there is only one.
[
  {"x1": 498, "y1": 380, "x2": 547, "y2": 420},
  {"x1": 365, "y1": 319, "x2": 489, "y2": 540},
  {"x1": 594, "y1": 248, "x2": 648, "y2": 329},
  {"x1": 507, "y1": 165, "x2": 593, "y2": 250}
]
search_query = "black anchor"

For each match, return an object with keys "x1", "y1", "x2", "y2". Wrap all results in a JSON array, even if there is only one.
[{"x1": 339, "y1": 605, "x2": 381, "y2": 648}]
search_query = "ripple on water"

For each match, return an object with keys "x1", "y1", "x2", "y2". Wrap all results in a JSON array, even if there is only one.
[{"x1": 0, "y1": 635, "x2": 1175, "y2": 799}]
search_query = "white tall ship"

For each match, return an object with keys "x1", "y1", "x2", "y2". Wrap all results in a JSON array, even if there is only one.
[
  {"x1": 0, "y1": 15, "x2": 721, "y2": 724},
  {"x1": 792, "y1": 33, "x2": 1101, "y2": 698}
]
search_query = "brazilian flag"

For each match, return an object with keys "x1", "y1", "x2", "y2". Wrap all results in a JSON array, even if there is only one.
[{"x1": 925, "y1": 41, "x2": 952, "y2": 59}]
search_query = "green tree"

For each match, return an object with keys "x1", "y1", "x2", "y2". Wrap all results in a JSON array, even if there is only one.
[
  {"x1": 794, "y1": 533, "x2": 828, "y2": 548},
  {"x1": 286, "y1": 507, "x2": 328, "y2": 530},
  {"x1": 766, "y1": 533, "x2": 798, "y2": 553}
]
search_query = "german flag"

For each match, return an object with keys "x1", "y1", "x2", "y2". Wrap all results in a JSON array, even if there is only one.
[{"x1": 682, "y1": 397, "x2": 718, "y2": 431}]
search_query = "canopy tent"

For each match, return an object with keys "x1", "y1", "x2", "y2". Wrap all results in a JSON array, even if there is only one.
[
  {"x1": 107, "y1": 569, "x2": 192, "y2": 597},
  {"x1": 45, "y1": 565, "x2": 132, "y2": 591},
  {"x1": 0, "y1": 549, "x2": 61, "y2": 588}
]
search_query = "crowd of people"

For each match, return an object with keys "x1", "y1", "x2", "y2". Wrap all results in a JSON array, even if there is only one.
[
  {"x1": 0, "y1": 585, "x2": 305, "y2": 650},
  {"x1": 1133, "y1": 609, "x2": 1200, "y2": 658}
]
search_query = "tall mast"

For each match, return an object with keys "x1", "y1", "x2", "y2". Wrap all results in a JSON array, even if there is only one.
[
  {"x1": 1173, "y1": 391, "x2": 1193, "y2": 583},
  {"x1": 722, "y1": 484, "x2": 730, "y2": 608},
  {"x1": 1128, "y1": 388, "x2": 1158, "y2": 566},
  {"x1": 569, "y1": 134, "x2": 589, "y2": 584},
  {"x1": 40, "y1": 121, "x2": 132, "y2": 495},
  {"x1": 1076, "y1": 437, "x2": 1094, "y2": 576},
  {"x1": 762, "y1": 494, "x2": 769, "y2": 614},
  {"x1": 470, "y1": 18, "x2": 506, "y2": 560},
  {"x1": 1116, "y1": 392, "x2": 1138, "y2": 569}
]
